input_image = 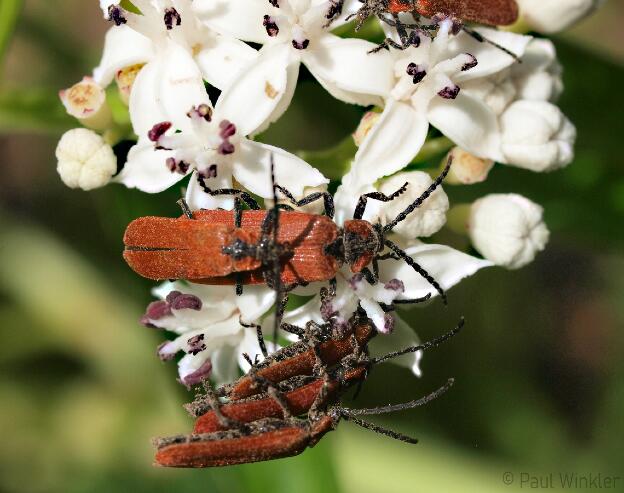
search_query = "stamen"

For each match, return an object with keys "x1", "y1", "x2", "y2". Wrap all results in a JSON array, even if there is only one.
[
  {"x1": 219, "y1": 120, "x2": 237, "y2": 139},
  {"x1": 383, "y1": 312, "x2": 395, "y2": 334},
  {"x1": 181, "y1": 359, "x2": 213, "y2": 387},
  {"x1": 148, "y1": 121, "x2": 172, "y2": 142},
  {"x1": 292, "y1": 39, "x2": 310, "y2": 50},
  {"x1": 384, "y1": 279, "x2": 405, "y2": 292},
  {"x1": 438, "y1": 85, "x2": 460, "y2": 99},
  {"x1": 171, "y1": 294, "x2": 203, "y2": 311},
  {"x1": 263, "y1": 15, "x2": 279, "y2": 37},
  {"x1": 461, "y1": 54, "x2": 478, "y2": 72},
  {"x1": 203, "y1": 164, "x2": 218, "y2": 179},
  {"x1": 164, "y1": 7, "x2": 182, "y2": 30},
  {"x1": 141, "y1": 300, "x2": 172, "y2": 327},
  {"x1": 269, "y1": 0, "x2": 279, "y2": 6},
  {"x1": 108, "y1": 5, "x2": 127, "y2": 26},
  {"x1": 187, "y1": 334, "x2": 207, "y2": 355},
  {"x1": 406, "y1": 62, "x2": 427, "y2": 84},
  {"x1": 187, "y1": 104, "x2": 213, "y2": 121},
  {"x1": 166, "y1": 157, "x2": 190, "y2": 174}
]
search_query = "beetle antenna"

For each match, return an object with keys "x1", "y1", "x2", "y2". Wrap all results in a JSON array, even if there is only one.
[
  {"x1": 371, "y1": 317, "x2": 465, "y2": 366},
  {"x1": 341, "y1": 415, "x2": 419, "y2": 444},
  {"x1": 269, "y1": 153, "x2": 284, "y2": 352},
  {"x1": 383, "y1": 239, "x2": 447, "y2": 304},
  {"x1": 339, "y1": 378, "x2": 454, "y2": 416},
  {"x1": 462, "y1": 26, "x2": 521, "y2": 62},
  {"x1": 383, "y1": 155, "x2": 453, "y2": 233}
]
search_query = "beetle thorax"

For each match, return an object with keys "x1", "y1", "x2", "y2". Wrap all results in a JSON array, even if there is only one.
[{"x1": 342, "y1": 220, "x2": 383, "y2": 273}]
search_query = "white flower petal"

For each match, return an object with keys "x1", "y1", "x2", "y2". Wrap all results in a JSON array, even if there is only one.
[
  {"x1": 93, "y1": 25, "x2": 154, "y2": 86},
  {"x1": 303, "y1": 34, "x2": 395, "y2": 106},
  {"x1": 379, "y1": 243, "x2": 493, "y2": 300},
  {"x1": 352, "y1": 99, "x2": 429, "y2": 186},
  {"x1": 451, "y1": 29, "x2": 532, "y2": 83},
  {"x1": 195, "y1": 35, "x2": 259, "y2": 90},
  {"x1": 210, "y1": 345, "x2": 243, "y2": 386},
  {"x1": 236, "y1": 285, "x2": 277, "y2": 323},
  {"x1": 129, "y1": 41, "x2": 211, "y2": 138},
  {"x1": 193, "y1": 0, "x2": 270, "y2": 43},
  {"x1": 236, "y1": 328, "x2": 278, "y2": 373},
  {"x1": 369, "y1": 315, "x2": 423, "y2": 377},
  {"x1": 234, "y1": 139, "x2": 328, "y2": 199},
  {"x1": 184, "y1": 169, "x2": 235, "y2": 211},
  {"x1": 428, "y1": 92, "x2": 503, "y2": 161},
  {"x1": 216, "y1": 44, "x2": 293, "y2": 137},
  {"x1": 360, "y1": 298, "x2": 388, "y2": 334},
  {"x1": 114, "y1": 141, "x2": 185, "y2": 193}
]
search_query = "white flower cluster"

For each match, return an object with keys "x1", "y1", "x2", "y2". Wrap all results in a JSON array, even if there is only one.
[{"x1": 55, "y1": 0, "x2": 599, "y2": 385}]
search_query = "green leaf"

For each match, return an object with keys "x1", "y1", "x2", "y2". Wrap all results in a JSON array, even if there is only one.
[{"x1": 0, "y1": 87, "x2": 75, "y2": 134}]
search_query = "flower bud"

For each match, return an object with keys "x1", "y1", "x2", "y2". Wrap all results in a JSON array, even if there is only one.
[
  {"x1": 443, "y1": 147, "x2": 494, "y2": 185},
  {"x1": 352, "y1": 111, "x2": 381, "y2": 147},
  {"x1": 56, "y1": 128, "x2": 117, "y2": 190},
  {"x1": 512, "y1": 39, "x2": 563, "y2": 102},
  {"x1": 115, "y1": 63, "x2": 145, "y2": 105},
  {"x1": 500, "y1": 100, "x2": 576, "y2": 172},
  {"x1": 59, "y1": 77, "x2": 112, "y2": 131},
  {"x1": 468, "y1": 194, "x2": 549, "y2": 269},
  {"x1": 516, "y1": 0, "x2": 604, "y2": 33},
  {"x1": 379, "y1": 171, "x2": 449, "y2": 238}
]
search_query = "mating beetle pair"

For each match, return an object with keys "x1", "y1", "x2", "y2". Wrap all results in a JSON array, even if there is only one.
[{"x1": 154, "y1": 316, "x2": 463, "y2": 467}]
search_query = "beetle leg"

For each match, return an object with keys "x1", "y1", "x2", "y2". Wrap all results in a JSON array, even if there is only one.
[
  {"x1": 353, "y1": 182, "x2": 409, "y2": 220},
  {"x1": 240, "y1": 317, "x2": 269, "y2": 359},
  {"x1": 200, "y1": 379, "x2": 244, "y2": 430},
  {"x1": 309, "y1": 372, "x2": 332, "y2": 420},
  {"x1": 234, "y1": 196, "x2": 243, "y2": 227},
  {"x1": 275, "y1": 185, "x2": 335, "y2": 219},
  {"x1": 359, "y1": 267, "x2": 377, "y2": 286},
  {"x1": 384, "y1": 239, "x2": 447, "y2": 304},
  {"x1": 176, "y1": 198, "x2": 194, "y2": 219},
  {"x1": 235, "y1": 274, "x2": 244, "y2": 296},
  {"x1": 196, "y1": 174, "x2": 261, "y2": 210},
  {"x1": 250, "y1": 374, "x2": 294, "y2": 420}
]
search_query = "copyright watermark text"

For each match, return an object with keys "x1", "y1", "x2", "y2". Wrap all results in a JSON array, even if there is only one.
[{"x1": 502, "y1": 472, "x2": 621, "y2": 489}]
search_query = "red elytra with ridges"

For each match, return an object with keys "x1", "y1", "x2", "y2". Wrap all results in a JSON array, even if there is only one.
[{"x1": 388, "y1": 0, "x2": 519, "y2": 25}]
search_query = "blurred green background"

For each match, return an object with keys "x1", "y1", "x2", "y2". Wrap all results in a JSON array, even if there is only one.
[{"x1": 1, "y1": 2, "x2": 623, "y2": 492}]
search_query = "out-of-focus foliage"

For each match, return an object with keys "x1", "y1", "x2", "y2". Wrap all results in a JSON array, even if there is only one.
[{"x1": 0, "y1": 2, "x2": 622, "y2": 492}]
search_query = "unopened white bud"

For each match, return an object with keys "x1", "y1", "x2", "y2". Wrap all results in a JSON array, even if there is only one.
[
  {"x1": 444, "y1": 147, "x2": 494, "y2": 185},
  {"x1": 56, "y1": 128, "x2": 117, "y2": 190},
  {"x1": 59, "y1": 77, "x2": 112, "y2": 131},
  {"x1": 468, "y1": 194, "x2": 549, "y2": 269},
  {"x1": 379, "y1": 171, "x2": 449, "y2": 239},
  {"x1": 115, "y1": 64, "x2": 144, "y2": 105},
  {"x1": 517, "y1": 0, "x2": 604, "y2": 34},
  {"x1": 352, "y1": 111, "x2": 381, "y2": 147},
  {"x1": 512, "y1": 39, "x2": 563, "y2": 102},
  {"x1": 500, "y1": 100, "x2": 576, "y2": 172}
]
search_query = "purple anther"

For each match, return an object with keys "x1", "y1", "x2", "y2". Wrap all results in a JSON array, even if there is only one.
[
  {"x1": 292, "y1": 39, "x2": 310, "y2": 50},
  {"x1": 181, "y1": 359, "x2": 213, "y2": 387},
  {"x1": 406, "y1": 62, "x2": 427, "y2": 84},
  {"x1": 187, "y1": 103, "x2": 213, "y2": 121},
  {"x1": 108, "y1": 5, "x2": 127, "y2": 26},
  {"x1": 164, "y1": 7, "x2": 182, "y2": 30},
  {"x1": 187, "y1": 334, "x2": 207, "y2": 356},
  {"x1": 438, "y1": 84, "x2": 460, "y2": 99},
  {"x1": 384, "y1": 279, "x2": 405, "y2": 293},
  {"x1": 171, "y1": 294, "x2": 203, "y2": 311},
  {"x1": 461, "y1": 54, "x2": 478, "y2": 72},
  {"x1": 166, "y1": 158, "x2": 190, "y2": 174},
  {"x1": 263, "y1": 15, "x2": 279, "y2": 37},
  {"x1": 148, "y1": 121, "x2": 172, "y2": 142},
  {"x1": 219, "y1": 120, "x2": 237, "y2": 139}
]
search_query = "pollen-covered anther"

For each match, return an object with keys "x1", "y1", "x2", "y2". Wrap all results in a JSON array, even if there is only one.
[
  {"x1": 292, "y1": 39, "x2": 310, "y2": 50},
  {"x1": 263, "y1": 15, "x2": 280, "y2": 37},
  {"x1": 383, "y1": 312, "x2": 396, "y2": 334},
  {"x1": 461, "y1": 53, "x2": 478, "y2": 72},
  {"x1": 218, "y1": 120, "x2": 237, "y2": 155},
  {"x1": 269, "y1": 0, "x2": 279, "y2": 6},
  {"x1": 384, "y1": 279, "x2": 405, "y2": 293},
  {"x1": 187, "y1": 103, "x2": 213, "y2": 121},
  {"x1": 141, "y1": 300, "x2": 172, "y2": 327},
  {"x1": 166, "y1": 157, "x2": 190, "y2": 175},
  {"x1": 438, "y1": 84, "x2": 460, "y2": 99},
  {"x1": 406, "y1": 62, "x2": 427, "y2": 84},
  {"x1": 170, "y1": 293, "x2": 203, "y2": 311},
  {"x1": 107, "y1": 5, "x2": 127, "y2": 26},
  {"x1": 200, "y1": 164, "x2": 218, "y2": 179},
  {"x1": 164, "y1": 7, "x2": 182, "y2": 30},
  {"x1": 187, "y1": 334, "x2": 207, "y2": 355},
  {"x1": 181, "y1": 359, "x2": 213, "y2": 387},
  {"x1": 148, "y1": 121, "x2": 172, "y2": 143}
]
